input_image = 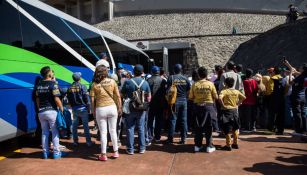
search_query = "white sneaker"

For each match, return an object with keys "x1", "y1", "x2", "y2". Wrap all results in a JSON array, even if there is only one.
[
  {"x1": 291, "y1": 132, "x2": 303, "y2": 136},
  {"x1": 59, "y1": 144, "x2": 66, "y2": 151},
  {"x1": 206, "y1": 146, "x2": 216, "y2": 153},
  {"x1": 194, "y1": 146, "x2": 203, "y2": 152}
]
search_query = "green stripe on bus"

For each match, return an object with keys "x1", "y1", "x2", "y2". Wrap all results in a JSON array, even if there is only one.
[{"x1": 0, "y1": 43, "x2": 89, "y2": 85}]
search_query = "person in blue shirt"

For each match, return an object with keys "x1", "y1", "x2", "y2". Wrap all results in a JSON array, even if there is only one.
[
  {"x1": 121, "y1": 64, "x2": 151, "y2": 155},
  {"x1": 167, "y1": 64, "x2": 191, "y2": 144},
  {"x1": 66, "y1": 72, "x2": 92, "y2": 147},
  {"x1": 287, "y1": 61, "x2": 307, "y2": 134}
]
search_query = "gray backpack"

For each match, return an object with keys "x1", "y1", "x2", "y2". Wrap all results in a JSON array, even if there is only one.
[{"x1": 130, "y1": 79, "x2": 148, "y2": 111}]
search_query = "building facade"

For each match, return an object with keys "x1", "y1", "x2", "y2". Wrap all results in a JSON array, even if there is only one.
[{"x1": 42, "y1": 0, "x2": 307, "y2": 75}]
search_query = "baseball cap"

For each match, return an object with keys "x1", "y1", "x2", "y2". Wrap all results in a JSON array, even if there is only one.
[
  {"x1": 72, "y1": 72, "x2": 82, "y2": 81},
  {"x1": 134, "y1": 64, "x2": 144, "y2": 72},
  {"x1": 174, "y1": 64, "x2": 182, "y2": 72},
  {"x1": 151, "y1": 66, "x2": 160, "y2": 75},
  {"x1": 100, "y1": 52, "x2": 107, "y2": 58},
  {"x1": 96, "y1": 59, "x2": 110, "y2": 68}
]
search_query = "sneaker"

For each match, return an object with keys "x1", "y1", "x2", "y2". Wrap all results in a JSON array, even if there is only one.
[
  {"x1": 98, "y1": 155, "x2": 108, "y2": 161},
  {"x1": 59, "y1": 144, "x2": 67, "y2": 150},
  {"x1": 42, "y1": 152, "x2": 50, "y2": 159},
  {"x1": 53, "y1": 151, "x2": 68, "y2": 159},
  {"x1": 178, "y1": 140, "x2": 185, "y2": 144},
  {"x1": 232, "y1": 144, "x2": 239, "y2": 149},
  {"x1": 194, "y1": 146, "x2": 203, "y2": 152},
  {"x1": 146, "y1": 142, "x2": 152, "y2": 146},
  {"x1": 291, "y1": 132, "x2": 303, "y2": 136},
  {"x1": 154, "y1": 138, "x2": 161, "y2": 143},
  {"x1": 275, "y1": 132, "x2": 284, "y2": 135},
  {"x1": 222, "y1": 146, "x2": 232, "y2": 151},
  {"x1": 165, "y1": 140, "x2": 173, "y2": 145},
  {"x1": 126, "y1": 150, "x2": 134, "y2": 155},
  {"x1": 139, "y1": 150, "x2": 146, "y2": 154},
  {"x1": 92, "y1": 126, "x2": 98, "y2": 131},
  {"x1": 206, "y1": 146, "x2": 216, "y2": 153},
  {"x1": 112, "y1": 151, "x2": 119, "y2": 158},
  {"x1": 86, "y1": 142, "x2": 94, "y2": 147}
]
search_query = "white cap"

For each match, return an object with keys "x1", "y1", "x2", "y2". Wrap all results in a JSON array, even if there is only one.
[{"x1": 95, "y1": 59, "x2": 110, "y2": 68}]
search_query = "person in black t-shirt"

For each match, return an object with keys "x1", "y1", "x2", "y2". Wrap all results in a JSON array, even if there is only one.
[
  {"x1": 35, "y1": 66, "x2": 65, "y2": 159},
  {"x1": 147, "y1": 66, "x2": 167, "y2": 144}
]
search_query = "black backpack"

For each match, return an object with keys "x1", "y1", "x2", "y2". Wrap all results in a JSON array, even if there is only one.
[{"x1": 130, "y1": 79, "x2": 148, "y2": 111}]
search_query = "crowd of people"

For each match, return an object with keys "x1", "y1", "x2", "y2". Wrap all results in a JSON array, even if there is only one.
[{"x1": 35, "y1": 54, "x2": 307, "y2": 160}]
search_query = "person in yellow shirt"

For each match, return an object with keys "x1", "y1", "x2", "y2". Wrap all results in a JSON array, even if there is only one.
[
  {"x1": 219, "y1": 77, "x2": 246, "y2": 151},
  {"x1": 189, "y1": 66, "x2": 218, "y2": 153}
]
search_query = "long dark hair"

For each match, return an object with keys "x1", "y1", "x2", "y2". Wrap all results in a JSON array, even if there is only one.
[{"x1": 93, "y1": 65, "x2": 108, "y2": 84}]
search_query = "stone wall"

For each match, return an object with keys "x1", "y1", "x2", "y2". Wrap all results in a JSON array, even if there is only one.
[
  {"x1": 95, "y1": 13, "x2": 286, "y2": 70},
  {"x1": 95, "y1": 13, "x2": 285, "y2": 39},
  {"x1": 148, "y1": 35, "x2": 255, "y2": 70}
]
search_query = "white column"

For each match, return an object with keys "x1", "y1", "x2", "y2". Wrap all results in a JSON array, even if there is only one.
[
  {"x1": 108, "y1": 1, "x2": 114, "y2": 21},
  {"x1": 77, "y1": 0, "x2": 82, "y2": 20},
  {"x1": 64, "y1": 1, "x2": 69, "y2": 14},
  {"x1": 163, "y1": 47, "x2": 169, "y2": 74},
  {"x1": 91, "y1": 0, "x2": 97, "y2": 23}
]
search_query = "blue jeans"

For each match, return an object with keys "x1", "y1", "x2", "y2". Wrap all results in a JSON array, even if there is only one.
[
  {"x1": 284, "y1": 96, "x2": 293, "y2": 128},
  {"x1": 168, "y1": 101, "x2": 188, "y2": 141},
  {"x1": 38, "y1": 110, "x2": 60, "y2": 154},
  {"x1": 72, "y1": 109, "x2": 91, "y2": 144},
  {"x1": 291, "y1": 96, "x2": 307, "y2": 133},
  {"x1": 147, "y1": 106, "x2": 163, "y2": 142},
  {"x1": 126, "y1": 111, "x2": 146, "y2": 152}
]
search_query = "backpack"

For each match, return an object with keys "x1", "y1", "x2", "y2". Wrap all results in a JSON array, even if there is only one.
[
  {"x1": 165, "y1": 76, "x2": 177, "y2": 105},
  {"x1": 130, "y1": 79, "x2": 148, "y2": 111}
]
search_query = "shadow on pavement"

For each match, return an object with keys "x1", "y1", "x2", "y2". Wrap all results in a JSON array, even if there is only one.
[
  {"x1": 244, "y1": 146, "x2": 307, "y2": 175},
  {"x1": 240, "y1": 136, "x2": 304, "y2": 143}
]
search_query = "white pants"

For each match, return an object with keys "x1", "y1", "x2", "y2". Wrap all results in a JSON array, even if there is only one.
[{"x1": 96, "y1": 105, "x2": 118, "y2": 154}]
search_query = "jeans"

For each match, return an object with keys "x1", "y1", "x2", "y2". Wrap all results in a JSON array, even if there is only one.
[
  {"x1": 126, "y1": 111, "x2": 146, "y2": 152},
  {"x1": 38, "y1": 110, "x2": 60, "y2": 154},
  {"x1": 284, "y1": 96, "x2": 293, "y2": 128},
  {"x1": 72, "y1": 109, "x2": 91, "y2": 144},
  {"x1": 147, "y1": 106, "x2": 163, "y2": 142},
  {"x1": 168, "y1": 101, "x2": 188, "y2": 142},
  {"x1": 144, "y1": 111, "x2": 149, "y2": 144},
  {"x1": 291, "y1": 96, "x2": 307, "y2": 133}
]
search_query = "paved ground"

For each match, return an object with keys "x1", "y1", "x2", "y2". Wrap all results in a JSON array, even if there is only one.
[{"x1": 0, "y1": 122, "x2": 306, "y2": 175}]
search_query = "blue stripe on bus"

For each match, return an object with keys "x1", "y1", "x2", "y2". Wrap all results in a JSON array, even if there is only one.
[
  {"x1": 0, "y1": 74, "x2": 34, "y2": 88},
  {"x1": 60, "y1": 18, "x2": 100, "y2": 61}
]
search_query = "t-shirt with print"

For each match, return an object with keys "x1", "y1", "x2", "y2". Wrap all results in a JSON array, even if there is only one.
[
  {"x1": 35, "y1": 80, "x2": 61, "y2": 113},
  {"x1": 90, "y1": 78, "x2": 118, "y2": 108},
  {"x1": 121, "y1": 77, "x2": 151, "y2": 99},
  {"x1": 291, "y1": 74, "x2": 307, "y2": 99},
  {"x1": 242, "y1": 79, "x2": 258, "y2": 105},
  {"x1": 219, "y1": 88, "x2": 246, "y2": 110},
  {"x1": 167, "y1": 74, "x2": 191, "y2": 101},
  {"x1": 189, "y1": 80, "x2": 218, "y2": 104},
  {"x1": 67, "y1": 82, "x2": 89, "y2": 110}
]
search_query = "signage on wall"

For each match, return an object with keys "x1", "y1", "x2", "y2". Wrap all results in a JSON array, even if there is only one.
[{"x1": 131, "y1": 41, "x2": 149, "y2": 50}]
